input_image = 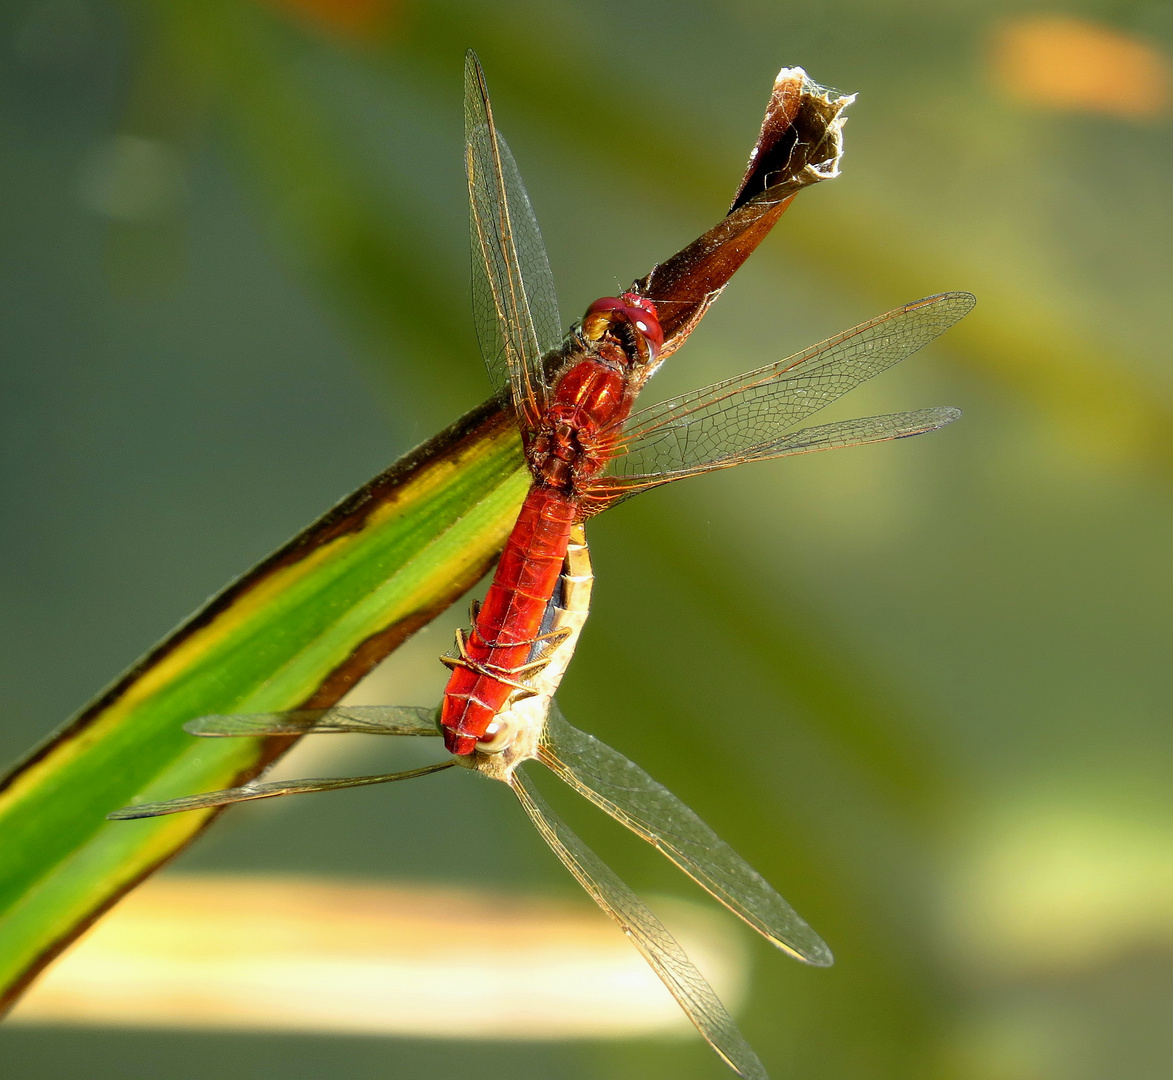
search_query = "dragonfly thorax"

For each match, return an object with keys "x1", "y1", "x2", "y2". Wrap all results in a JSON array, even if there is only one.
[{"x1": 529, "y1": 359, "x2": 630, "y2": 490}]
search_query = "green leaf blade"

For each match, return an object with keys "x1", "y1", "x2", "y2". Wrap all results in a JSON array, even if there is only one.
[{"x1": 0, "y1": 402, "x2": 526, "y2": 1007}]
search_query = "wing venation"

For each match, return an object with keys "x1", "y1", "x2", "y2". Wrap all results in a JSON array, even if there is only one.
[
  {"x1": 185, "y1": 706, "x2": 439, "y2": 738},
  {"x1": 107, "y1": 760, "x2": 455, "y2": 819},
  {"x1": 465, "y1": 51, "x2": 561, "y2": 428},
  {"x1": 510, "y1": 770, "x2": 767, "y2": 1080},
  {"x1": 540, "y1": 704, "x2": 832, "y2": 965},
  {"x1": 594, "y1": 292, "x2": 973, "y2": 493}
]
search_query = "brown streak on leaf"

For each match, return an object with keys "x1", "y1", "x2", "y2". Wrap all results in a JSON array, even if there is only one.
[{"x1": 0, "y1": 394, "x2": 513, "y2": 798}]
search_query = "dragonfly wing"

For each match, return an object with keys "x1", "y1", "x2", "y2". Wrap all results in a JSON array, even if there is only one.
[
  {"x1": 510, "y1": 770, "x2": 766, "y2": 1080},
  {"x1": 107, "y1": 760, "x2": 456, "y2": 819},
  {"x1": 465, "y1": 50, "x2": 561, "y2": 430},
  {"x1": 722, "y1": 406, "x2": 961, "y2": 463},
  {"x1": 539, "y1": 704, "x2": 832, "y2": 966},
  {"x1": 586, "y1": 406, "x2": 960, "y2": 508},
  {"x1": 597, "y1": 292, "x2": 973, "y2": 491},
  {"x1": 185, "y1": 706, "x2": 440, "y2": 738}
]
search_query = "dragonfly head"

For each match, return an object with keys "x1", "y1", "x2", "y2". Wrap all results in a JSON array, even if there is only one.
[{"x1": 581, "y1": 293, "x2": 664, "y2": 368}]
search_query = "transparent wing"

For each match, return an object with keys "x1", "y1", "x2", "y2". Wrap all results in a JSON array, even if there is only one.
[
  {"x1": 107, "y1": 760, "x2": 455, "y2": 820},
  {"x1": 540, "y1": 703, "x2": 832, "y2": 966},
  {"x1": 185, "y1": 706, "x2": 440, "y2": 738},
  {"x1": 465, "y1": 50, "x2": 561, "y2": 429},
  {"x1": 584, "y1": 407, "x2": 960, "y2": 509},
  {"x1": 510, "y1": 770, "x2": 766, "y2": 1080},
  {"x1": 597, "y1": 292, "x2": 973, "y2": 489}
]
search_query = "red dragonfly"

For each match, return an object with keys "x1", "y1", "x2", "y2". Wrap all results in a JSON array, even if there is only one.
[
  {"x1": 112, "y1": 53, "x2": 974, "y2": 1078},
  {"x1": 110, "y1": 528, "x2": 800, "y2": 1076},
  {"x1": 441, "y1": 54, "x2": 970, "y2": 757}
]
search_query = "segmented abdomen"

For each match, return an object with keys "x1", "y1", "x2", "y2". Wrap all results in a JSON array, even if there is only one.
[{"x1": 440, "y1": 486, "x2": 576, "y2": 754}]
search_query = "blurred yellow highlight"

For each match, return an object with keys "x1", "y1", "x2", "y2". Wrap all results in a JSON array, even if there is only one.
[
  {"x1": 8, "y1": 874, "x2": 747, "y2": 1038},
  {"x1": 947, "y1": 802, "x2": 1173, "y2": 976},
  {"x1": 991, "y1": 15, "x2": 1171, "y2": 118}
]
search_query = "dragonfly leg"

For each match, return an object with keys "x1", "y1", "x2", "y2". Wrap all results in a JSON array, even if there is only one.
[
  {"x1": 519, "y1": 628, "x2": 574, "y2": 670},
  {"x1": 466, "y1": 621, "x2": 571, "y2": 653},
  {"x1": 439, "y1": 657, "x2": 541, "y2": 696},
  {"x1": 531, "y1": 626, "x2": 573, "y2": 648},
  {"x1": 439, "y1": 629, "x2": 544, "y2": 695},
  {"x1": 442, "y1": 626, "x2": 570, "y2": 678},
  {"x1": 438, "y1": 606, "x2": 576, "y2": 710}
]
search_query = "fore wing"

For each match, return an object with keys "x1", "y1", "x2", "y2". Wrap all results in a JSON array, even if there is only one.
[
  {"x1": 109, "y1": 706, "x2": 444, "y2": 818},
  {"x1": 539, "y1": 703, "x2": 831, "y2": 966},
  {"x1": 107, "y1": 761, "x2": 455, "y2": 819},
  {"x1": 584, "y1": 292, "x2": 973, "y2": 508},
  {"x1": 510, "y1": 770, "x2": 766, "y2": 1080},
  {"x1": 185, "y1": 706, "x2": 440, "y2": 737},
  {"x1": 465, "y1": 50, "x2": 561, "y2": 431}
]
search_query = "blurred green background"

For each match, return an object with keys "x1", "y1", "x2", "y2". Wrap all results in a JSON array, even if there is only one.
[{"x1": 3, "y1": 0, "x2": 1173, "y2": 1077}]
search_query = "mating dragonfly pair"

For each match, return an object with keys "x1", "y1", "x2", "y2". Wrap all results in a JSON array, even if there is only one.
[{"x1": 111, "y1": 52, "x2": 974, "y2": 1079}]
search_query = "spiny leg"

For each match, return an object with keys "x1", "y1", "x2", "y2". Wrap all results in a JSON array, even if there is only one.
[
  {"x1": 462, "y1": 615, "x2": 572, "y2": 654},
  {"x1": 440, "y1": 626, "x2": 572, "y2": 692}
]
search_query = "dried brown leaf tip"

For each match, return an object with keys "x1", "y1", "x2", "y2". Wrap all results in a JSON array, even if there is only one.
[
  {"x1": 637, "y1": 70, "x2": 853, "y2": 358},
  {"x1": 730, "y1": 67, "x2": 854, "y2": 213}
]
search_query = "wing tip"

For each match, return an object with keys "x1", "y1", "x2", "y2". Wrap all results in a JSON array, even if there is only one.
[
  {"x1": 904, "y1": 290, "x2": 977, "y2": 315},
  {"x1": 106, "y1": 803, "x2": 173, "y2": 821},
  {"x1": 891, "y1": 406, "x2": 962, "y2": 441},
  {"x1": 774, "y1": 936, "x2": 836, "y2": 967},
  {"x1": 807, "y1": 943, "x2": 836, "y2": 968},
  {"x1": 714, "y1": 1045, "x2": 769, "y2": 1080},
  {"x1": 183, "y1": 715, "x2": 222, "y2": 736},
  {"x1": 464, "y1": 50, "x2": 488, "y2": 110},
  {"x1": 918, "y1": 405, "x2": 962, "y2": 430}
]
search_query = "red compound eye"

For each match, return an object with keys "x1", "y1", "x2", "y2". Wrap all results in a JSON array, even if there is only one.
[
  {"x1": 581, "y1": 297, "x2": 627, "y2": 341},
  {"x1": 586, "y1": 296, "x2": 627, "y2": 316},
  {"x1": 622, "y1": 301, "x2": 663, "y2": 357},
  {"x1": 581, "y1": 295, "x2": 664, "y2": 360}
]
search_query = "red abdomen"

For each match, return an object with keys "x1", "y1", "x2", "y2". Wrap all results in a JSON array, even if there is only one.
[{"x1": 440, "y1": 486, "x2": 576, "y2": 754}]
